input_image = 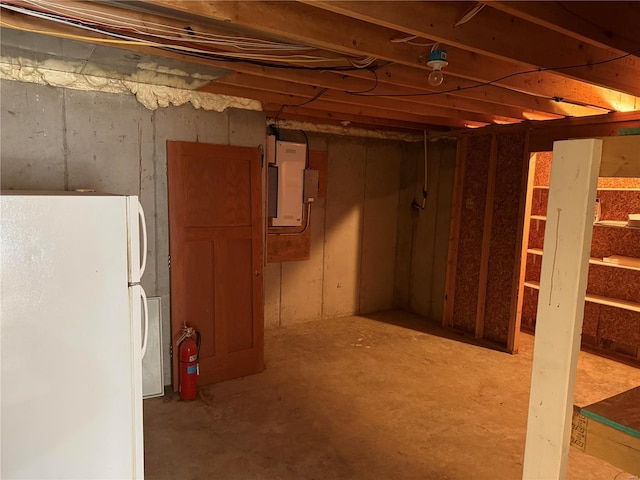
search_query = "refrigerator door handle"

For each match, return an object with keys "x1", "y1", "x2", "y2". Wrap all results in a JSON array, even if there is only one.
[
  {"x1": 138, "y1": 202, "x2": 148, "y2": 278},
  {"x1": 140, "y1": 285, "x2": 149, "y2": 359}
]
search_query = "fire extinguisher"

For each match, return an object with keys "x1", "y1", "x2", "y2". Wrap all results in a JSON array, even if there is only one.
[{"x1": 176, "y1": 326, "x2": 200, "y2": 401}]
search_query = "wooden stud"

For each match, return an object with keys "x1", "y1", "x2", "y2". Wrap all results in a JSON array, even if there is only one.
[
  {"x1": 205, "y1": 81, "x2": 513, "y2": 126},
  {"x1": 509, "y1": 141, "x2": 535, "y2": 353},
  {"x1": 211, "y1": 71, "x2": 534, "y2": 122},
  {"x1": 475, "y1": 135, "x2": 498, "y2": 338},
  {"x1": 442, "y1": 137, "x2": 467, "y2": 327},
  {"x1": 522, "y1": 138, "x2": 602, "y2": 480},
  {"x1": 146, "y1": 0, "x2": 640, "y2": 108}
]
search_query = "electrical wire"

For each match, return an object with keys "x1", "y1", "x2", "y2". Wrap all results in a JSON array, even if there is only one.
[
  {"x1": 18, "y1": 0, "x2": 316, "y2": 51},
  {"x1": 345, "y1": 48, "x2": 640, "y2": 99},
  {"x1": 0, "y1": 12, "x2": 344, "y2": 64},
  {"x1": 2, "y1": 0, "x2": 638, "y2": 105},
  {"x1": 345, "y1": 69, "x2": 379, "y2": 94},
  {"x1": 0, "y1": 3, "x2": 377, "y2": 67},
  {"x1": 390, "y1": 34, "x2": 437, "y2": 48},
  {"x1": 274, "y1": 88, "x2": 329, "y2": 123}
]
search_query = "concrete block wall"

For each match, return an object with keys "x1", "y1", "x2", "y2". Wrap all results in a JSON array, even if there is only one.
[
  {"x1": 1, "y1": 80, "x2": 266, "y2": 385},
  {"x1": 264, "y1": 133, "x2": 409, "y2": 327},
  {"x1": 394, "y1": 139, "x2": 458, "y2": 323},
  {"x1": 1, "y1": 79, "x2": 455, "y2": 384}
]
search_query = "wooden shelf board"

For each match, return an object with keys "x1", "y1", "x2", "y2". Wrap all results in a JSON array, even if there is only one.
[
  {"x1": 529, "y1": 216, "x2": 637, "y2": 229},
  {"x1": 527, "y1": 248, "x2": 640, "y2": 271},
  {"x1": 595, "y1": 220, "x2": 628, "y2": 228},
  {"x1": 523, "y1": 280, "x2": 640, "y2": 312},
  {"x1": 533, "y1": 185, "x2": 640, "y2": 192}
]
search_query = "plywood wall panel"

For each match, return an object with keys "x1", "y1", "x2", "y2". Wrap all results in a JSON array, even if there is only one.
[
  {"x1": 528, "y1": 220, "x2": 546, "y2": 250},
  {"x1": 266, "y1": 229, "x2": 311, "y2": 263},
  {"x1": 452, "y1": 134, "x2": 492, "y2": 334},
  {"x1": 484, "y1": 132, "x2": 527, "y2": 345},
  {"x1": 597, "y1": 190, "x2": 640, "y2": 221},
  {"x1": 598, "y1": 307, "x2": 640, "y2": 346},
  {"x1": 533, "y1": 152, "x2": 552, "y2": 186},
  {"x1": 522, "y1": 288, "x2": 538, "y2": 331},
  {"x1": 582, "y1": 303, "x2": 601, "y2": 337},
  {"x1": 531, "y1": 188, "x2": 549, "y2": 217},
  {"x1": 526, "y1": 254, "x2": 542, "y2": 282},
  {"x1": 590, "y1": 227, "x2": 640, "y2": 258},
  {"x1": 587, "y1": 266, "x2": 640, "y2": 303}
]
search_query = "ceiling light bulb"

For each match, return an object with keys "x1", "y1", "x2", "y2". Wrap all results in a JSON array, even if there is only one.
[
  {"x1": 426, "y1": 49, "x2": 448, "y2": 87},
  {"x1": 428, "y1": 68, "x2": 444, "y2": 86}
]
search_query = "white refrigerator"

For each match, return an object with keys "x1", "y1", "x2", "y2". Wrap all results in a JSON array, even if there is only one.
[{"x1": 1, "y1": 191, "x2": 148, "y2": 479}]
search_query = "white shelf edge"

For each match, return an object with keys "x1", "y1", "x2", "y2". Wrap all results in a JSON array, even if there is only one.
[
  {"x1": 523, "y1": 280, "x2": 640, "y2": 313},
  {"x1": 533, "y1": 185, "x2": 640, "y2": 191},
  {"x1": 526, "y1": 248, "x2": 640, "y2": 271},
  {"x1": 529, "y1": 216, "x2": 638, "y2": 229}
]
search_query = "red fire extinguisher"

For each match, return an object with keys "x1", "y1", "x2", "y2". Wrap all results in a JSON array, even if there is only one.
[{"x1": 177, "y1": 326, "x2": 200, "y2": 401}]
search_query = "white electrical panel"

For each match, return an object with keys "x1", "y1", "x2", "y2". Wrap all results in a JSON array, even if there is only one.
[{"x1": 272, "y1": 140, "x2": 306, "y2": 227}]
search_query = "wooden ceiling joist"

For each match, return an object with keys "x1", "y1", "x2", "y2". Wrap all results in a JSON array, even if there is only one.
[
  {"x1": 487, "y1": 1, "x2": 640, "y2": 55},
  {"x1": 305, "y1": 1, "x2": 640, "y2": 96},
  {"x1": 2, "y1": 0, "x2": 639, "y2": 132}
]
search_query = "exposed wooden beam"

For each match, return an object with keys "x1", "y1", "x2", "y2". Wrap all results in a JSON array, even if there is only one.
[
  {"x1": 204, "y1": 83, "x2": 473, "y2": 128},
  {"x1": 208, "y1": 71, "x2": 534, "y2": 121},
  {"x1": 488, "y1": 1, "x2": 640, "y2": 55},
  {"x1": 140, "y1": 0, "x2": 640, "y2": 111},
  {"x1": 33, "y1": 0, "x2": 605, "y2": 117},
  {"x1": 355, "y1": 64, "x2": 606, "y2": 117},
  {"x1": 208, "y1": 74, "x2": 520, "y2": 125},
  {"x1": 305, "y1": 1, "x2": 640, "y2": 96},
  {"x1": 262, "y1": 105, "x2": 437, "y2": 132}
]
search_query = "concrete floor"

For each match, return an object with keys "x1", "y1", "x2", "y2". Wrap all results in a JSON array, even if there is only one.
[{"x1": 144, "y1": 311, "x2": 640, "y2": 480}]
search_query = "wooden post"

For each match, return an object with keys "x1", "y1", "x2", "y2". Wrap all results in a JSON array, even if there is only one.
[
  {"x1": 522, "y1": 139, "x2": 602, "y2": 480},
  {"x1": 443, "y1": 137, "x2": 467, "y2": 327},
  {"x1": 475, "y1": 135, "x2": 498, "y2": 339},
  {"x1": 511, "y1": 150, "x2": 536, "y2": 353}
]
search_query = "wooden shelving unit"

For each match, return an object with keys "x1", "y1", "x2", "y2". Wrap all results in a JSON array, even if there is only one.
[
  {"x1": 523, "y1": 280, "x2": 640, "y2": 313},
  {"x1": 527, "y1": 248, "x2": 640, "y2": 271},
  {"x1": 519, "y1": 151, "x2": 640, "y2": 365},
  {"x1": 526, "y1": 216, "x2": 636, "y2": 229}
]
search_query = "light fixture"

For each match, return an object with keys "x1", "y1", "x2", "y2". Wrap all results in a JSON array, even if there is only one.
[{"x1": 427, "y1": 49, "x2": 448, "y2": 86}]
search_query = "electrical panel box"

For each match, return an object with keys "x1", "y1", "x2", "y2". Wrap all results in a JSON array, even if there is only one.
[
  {"x1": 268, "y1": 165, "x2": 279, "y2": 218},
  {"x1": 271, "y1": 140, "x2": 306, "y2": 227},
  {"x1": 303, "y1": 169, "x2": 319, "y2": 204}
]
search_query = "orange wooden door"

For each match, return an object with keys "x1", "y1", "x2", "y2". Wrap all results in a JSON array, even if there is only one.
[{"x1": 167, "y1": 141, "x2": 264, "y2": 389}]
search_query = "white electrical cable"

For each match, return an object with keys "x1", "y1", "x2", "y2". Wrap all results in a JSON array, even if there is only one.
[
  {"x1": 1, "y1": 3, "x2": 351, "y2": 63},
  {"x1": 20, "y1": 0, "x2": 317, "y2": 51},
  {"x1": 390, "y1": 34, "x2": 437, "y2": 47}
]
